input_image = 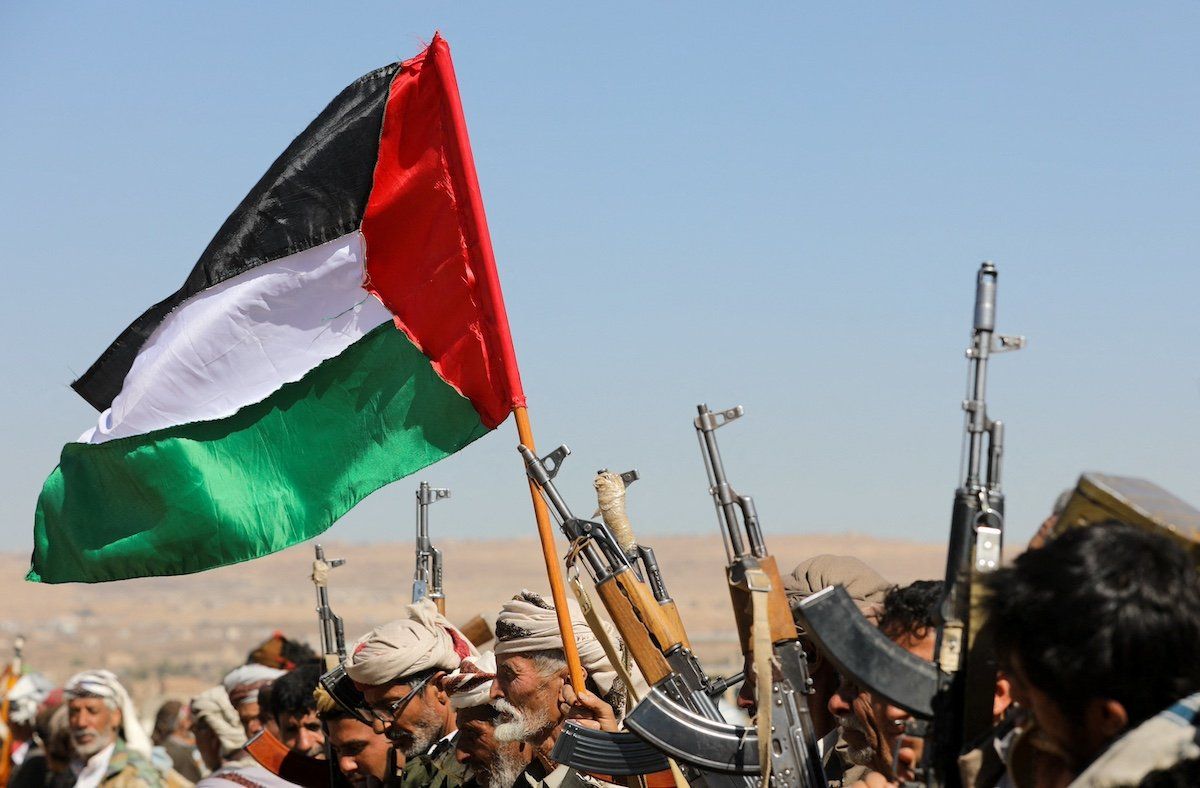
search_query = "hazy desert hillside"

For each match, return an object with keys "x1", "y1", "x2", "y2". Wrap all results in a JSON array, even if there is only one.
[{"x1": 0, "y1": 533, "x2": 944, "y2": 714}]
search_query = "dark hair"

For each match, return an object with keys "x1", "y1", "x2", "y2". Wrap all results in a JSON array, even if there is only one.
[
  {"x1": 1137, "y1": 758, "x2": 1200, "y2": 787},
  {"x1": 985, "y1": 521, "x2": 1200, "y2": 727},
  {"x1": 152, "y1": 699, "x2": 184, "y2": 745},
  {"x1": 268, "y1": 663, "x2": 322, "y2": 720},
  {"x1": 877, "y1": 580, "x2": 944, "y2": 641}
]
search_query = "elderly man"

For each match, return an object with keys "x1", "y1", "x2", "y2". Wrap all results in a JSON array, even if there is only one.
[
  {"x1": 738, "y1": 555, "x2": 891, "y2": 787},
  {"x1": 443, "y1": 653, "x2": 532, "y2": 788},
  {"x1": 63, "y1": 670, "x2": 164, "y2": 788},
  {"x1": 223, "y1": 665, "x2": 286, "y2": 739},
  {"x1": 488, "y1": 590, "x2": 623, "y2": 788},
  {"x1": 344, "y1": 599, "x2": 476, "y2": 788},
  {"x1": 191, "y1": 686, "x2": 296, "y2": 788}
]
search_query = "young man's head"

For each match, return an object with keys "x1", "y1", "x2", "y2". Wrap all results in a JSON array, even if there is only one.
[
  {"x1": 268, "y1": 663, "x2": 326, "y2": 758},
  {"x1": 829, "y1": 579, "x2": 943, "y2": 779},
  {"x1": 320, "y1": 707, "x2": 393, "y2": 787},
  {"x1": 985, "y1": 522, "x2": 1200, "y2": 772}
]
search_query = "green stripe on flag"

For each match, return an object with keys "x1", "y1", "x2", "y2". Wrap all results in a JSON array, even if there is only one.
[{"x1": 30, "y1": 323, "x2": 490, "y2": 583}]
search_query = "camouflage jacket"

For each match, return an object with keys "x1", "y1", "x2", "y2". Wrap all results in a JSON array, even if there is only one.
[
  {"x1": 98, "y1": 741, "x2": 168, "y2": 788},
  {"x1": 398, "y1": 736, "x2": 470, "y2": 788}
]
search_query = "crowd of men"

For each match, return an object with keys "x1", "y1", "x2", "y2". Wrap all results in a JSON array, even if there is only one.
[{"x1": 2, "y1": 520, "x2": 1198, "y2": 788}]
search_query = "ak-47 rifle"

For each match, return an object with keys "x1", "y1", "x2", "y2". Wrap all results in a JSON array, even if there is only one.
[
  {"x1": 688, "y1": 405, "x2": 827, "y2": 788},
  {"x1": 313, "y1": 544, "x2": 347, "y2": 671},
  {"x1": 409, "y1": 482, "x2": 494, "y2": 646},
  {"x1": 247, "y1": 546, "x2": 351, "y2": 788},
  {"x1": 413, "y1": 482, "x2": 450, "y2": 615},
  {"x1": 519, "y1": 443, "x2": 798, "y2": 788},
  {"x1": 0, "y1": 636, "x2": 25, "y2": 788},
  {"x1": 799, "y1": 262, "x2": 1024, "y2": 788}
]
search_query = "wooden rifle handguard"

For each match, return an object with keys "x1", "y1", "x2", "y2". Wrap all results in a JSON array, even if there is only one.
[
  {"x1": 727, "y1": 555, "x2": 799, "y2": 655},
  {"x1": 594, "y1": 569, "x2": 684, "y2": 685}
]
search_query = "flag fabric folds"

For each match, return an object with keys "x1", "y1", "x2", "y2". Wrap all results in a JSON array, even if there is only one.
[{"x1": 31, "y1": 34, "x2": 525, "y2": 584}]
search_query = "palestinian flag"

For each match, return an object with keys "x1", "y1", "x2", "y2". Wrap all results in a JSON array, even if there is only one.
[{"x1": 31, "y1": 35, "x2": 525, "y2": 583}]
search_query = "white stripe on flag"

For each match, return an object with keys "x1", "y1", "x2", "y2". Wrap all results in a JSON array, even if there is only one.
[{"x1": 82, "y1": 232, "x2": 392, "y2": 444}]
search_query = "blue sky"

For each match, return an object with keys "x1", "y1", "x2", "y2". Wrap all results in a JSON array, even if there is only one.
[{"x1": 1, "y1": 3, "x2": 1197, "y2": 561}]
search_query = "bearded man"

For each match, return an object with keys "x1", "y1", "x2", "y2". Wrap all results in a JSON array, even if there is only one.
[
  {"x1": 740, "y1": 554, "x2": 890, "y2": 787},
  {"x1": 222, "y1": 665, "x2": 286, "y2": 739},
  {"x1": 442, "y1": 653, "x2": 531, "y2": 788},
  {"x1": 63, "y1": 670, "x2": 164, "y2": 788},
  {"x1": 344, "y1": 599, "x2": 477, "y2": 788},
  {"x1": 488, "y1": 591, "x2": 625, "y2": 788}
]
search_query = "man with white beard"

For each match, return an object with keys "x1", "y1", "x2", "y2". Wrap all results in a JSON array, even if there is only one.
[
  {"x1": 345, "y1": 599, "x2": 476, "y2": 788},
  {"x1": 63, "y1": 670, "x2": 165, "y2": 788},
  {"x1": 442, "y1": 652, "x2": 532, "y2": 788},
  {"x1": 488, "y1": 591, "x2": 625, "y2": 788}
]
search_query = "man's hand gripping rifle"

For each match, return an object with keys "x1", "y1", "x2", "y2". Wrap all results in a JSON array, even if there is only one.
[
  {"x1": 797, "y1": 262, "x2": 1024, "y2": 788},
  {"x1": 520, "y1": 444, "x2": 781, "y2": 788},
  {"x1": 413, "y1": 481, "x2": 450, "y2": 614},
  {"x1": 687, "y1": 405, "x2": 827, "y2": 788}
]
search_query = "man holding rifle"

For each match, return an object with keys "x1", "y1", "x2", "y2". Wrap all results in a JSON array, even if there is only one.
[{"x1": 490, "y1": 591, "x2": 623, "y2": 788}]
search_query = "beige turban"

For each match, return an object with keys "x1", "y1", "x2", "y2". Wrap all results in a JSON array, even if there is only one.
[
  {"x1": 63, "y1": 670, "x2": 153, "y2": 759},
  {"x1": 784, "y1": 555, "x2": 891, "y2": 631},
  {"x1": 191, "y1": 686, "x2": 247, "y2": 757},
  {"x1": 345, "y1": 598, "x2": 478, "y2": 687},
  {"x1": 442, "y1": 651, "x2": 497, "y2": 711},
  {"x1": 222, "y1": 664, "x2": 286, "y2": 708},
  {"x1": 494, "y1": 590, "x2": 622, "y2": 701}
]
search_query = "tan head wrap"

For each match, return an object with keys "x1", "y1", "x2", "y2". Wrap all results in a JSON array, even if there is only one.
[
  {"x1": 190, "y1": 686, "x2": 247, "y2": 757},
  {"x1": 784, "y1": 554, "x2": 891, "y2": 631},
  {"x1": 442, "y1": 651, "x2": 498, "y2": 711},
  {"x1": 222, "y1": 664, "x2": 286, "y2": 708},
  {"x1": 63, "y1": 670, "x2": 153, "y2": 759},
  {"x1": 345, "y1": 598, "x2": 477, "y2": 687},
  {"x1": 493, "y1": 590, "x2": 621, "y2": 701}
]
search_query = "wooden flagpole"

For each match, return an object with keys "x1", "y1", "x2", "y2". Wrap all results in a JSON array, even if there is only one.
[{"x1": 514, "y1": 406, "x2": 587, "y2": 690}]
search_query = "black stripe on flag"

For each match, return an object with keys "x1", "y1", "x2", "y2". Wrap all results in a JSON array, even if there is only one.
[{"x1": 72, "y1": 62, "x2": 402, "y2": 412}]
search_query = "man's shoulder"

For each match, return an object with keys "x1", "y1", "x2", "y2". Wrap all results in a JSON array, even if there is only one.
[
  {"x1": 104, "y1": 743, "x2": 167, "y2": 788},
  {"x1": 400, "y1": 742, "x2": 470, "y2": 788}
]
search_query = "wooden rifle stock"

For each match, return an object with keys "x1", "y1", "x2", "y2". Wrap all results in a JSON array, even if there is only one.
[
  {"x1": 245, "y1": 729, "x2": 331, "y2": 788},
  {"x1": 458, "y1": 614, "x2": 494, "y2": 647}
]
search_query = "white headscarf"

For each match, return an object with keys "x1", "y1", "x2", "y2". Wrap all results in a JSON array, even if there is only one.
[
  {"x1": 442, "y1": 651, "x2": 497, "y2": 711},
  {"x1": 5, "y1": 673, "x2": 52, "y2": 726},
  {"x1": 345, "y1": 598, "x2": 477, "y2": 687},
  {"x1": 493, "y1": 590, "x2": 621, "y2": 700},
  {"x1": 222, "y1": 664, "x2": 286, "y2": 707},
  {"x1": 190, "y1": 686, "x2": 247, "y2": 757},
  {"x1": 63, "y1": 670, "x2": 152, "y2": 759}
]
